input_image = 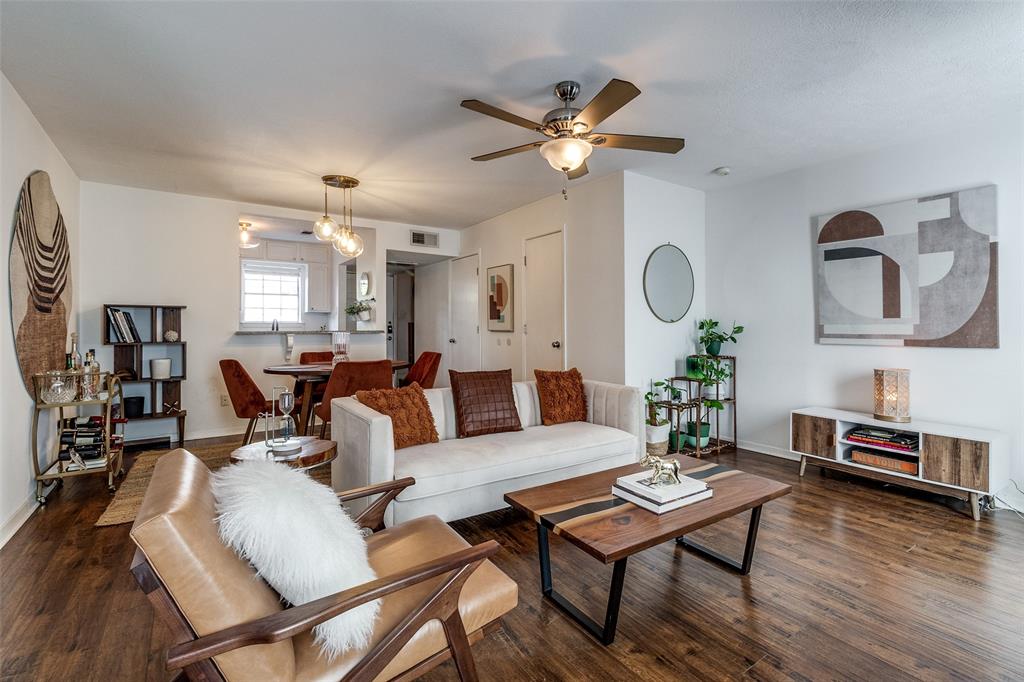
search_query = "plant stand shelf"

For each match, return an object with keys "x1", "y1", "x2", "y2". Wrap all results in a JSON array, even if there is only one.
[{"x1": 667, "y1": 355, "x2": 738, "y2": 458}]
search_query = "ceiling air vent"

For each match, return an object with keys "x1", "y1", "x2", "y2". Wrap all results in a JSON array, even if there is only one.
[{"x1": 410, "y1": 230, "x2": 439, "y2": 248}]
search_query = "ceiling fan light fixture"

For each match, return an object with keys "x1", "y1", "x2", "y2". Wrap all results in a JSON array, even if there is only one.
[{"x1": 539, "y1": 137, "x2": 593, "y2": 172}]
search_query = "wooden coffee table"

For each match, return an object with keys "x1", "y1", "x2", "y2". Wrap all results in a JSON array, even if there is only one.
[
  {"x1": 504, "y1": 457, "x2": 791, "y2": 645},
  {"x1": 229, "y1": 436, "x2": 337, "y2": 472}
]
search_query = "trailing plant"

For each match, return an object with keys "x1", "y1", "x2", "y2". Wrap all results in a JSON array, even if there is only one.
[
  {"x1": 345, "y1": 298, "x2": 375, "y2": 316},
  {"x1": 698, "y1": 318, "x2": 744, "y2": 352},
  {"x1": 644, "y1": 379, "x2": 685, "y2": 426},
  {"x1": 689, "y1": 355, "x2": 732, "y2": 421},
  {"x1": 644, "y1": 380, "x2": 669, "y2": 426}
]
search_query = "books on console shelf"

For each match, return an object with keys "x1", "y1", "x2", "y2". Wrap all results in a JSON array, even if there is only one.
[
  {"x1": 846, "y1": 427, "x2": 918, "y2": 451},
  {"x1": 612, "y1": 470, "x2": 713, "y2": 514}
]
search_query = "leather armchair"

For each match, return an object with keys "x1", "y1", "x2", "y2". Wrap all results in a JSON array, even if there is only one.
[{"x1": 129, "y1": 450, "x2": 517, "y2": 681}]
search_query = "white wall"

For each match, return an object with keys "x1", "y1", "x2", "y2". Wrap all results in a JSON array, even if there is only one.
[
  {"x1": 1, "y1": 75, "x2": 81, "y2": 544},
  {"x1": 706, "y1": 113, "x2": 1024, "y2": 496},
  {"x1": 459, "y1": 172, "x2": 627, "y2": 382},
  {"x1": 78, "y1": 182, "x2": 460, "y2": 442},
  {"x1": 623, "y1": 172, "x2": 707, "y2": 390},
  {"x1": 413, "y1": 260, "x2": 451, "y2": 387}
]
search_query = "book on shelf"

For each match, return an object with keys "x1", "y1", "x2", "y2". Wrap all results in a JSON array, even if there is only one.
[
  {"x1": 123, "y1": 310, "x2": 143, "y2": 342},
  {"x1": 64, "y1": 456, "x2": 107, "y2": 472},
  {"x1": 106, "y1": 307, "x2": 124, "y2": 342},
  {"x1": 849, "y1": 448, "x2": 919, "y2": 475},
  {"x1": 612, "y1": 485, "x2": 713, "y2": 514}
]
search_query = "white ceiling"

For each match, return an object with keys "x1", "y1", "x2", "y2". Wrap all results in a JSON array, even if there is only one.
[{"x1": 2, "y1": 1, "x2": 1021, "y2": 228}]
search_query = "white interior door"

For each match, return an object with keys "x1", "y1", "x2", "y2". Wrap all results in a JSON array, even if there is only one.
[
  {"x1": 449, "y1": 254, "x2": 480, "y2": 371},
  {"x1": 524, "y1": 232, "x2": 564, "y2": 377}
]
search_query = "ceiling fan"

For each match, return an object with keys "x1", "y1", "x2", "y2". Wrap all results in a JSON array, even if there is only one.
[{"x1": 461, "y1": 79, "x2": 684, "y2": 180}]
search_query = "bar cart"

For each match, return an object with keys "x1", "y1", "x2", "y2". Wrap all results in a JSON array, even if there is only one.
[{"x1": 30, "y1": 371, "x2": 125, "y2": 504}]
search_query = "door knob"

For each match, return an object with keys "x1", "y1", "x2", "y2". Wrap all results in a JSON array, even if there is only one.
[
  {"x1": 449, "y1": 338, "x2": 457, "y2": 344},
  {"x1": 551, "y1": 341, "x2": 561, "y2": 348}
]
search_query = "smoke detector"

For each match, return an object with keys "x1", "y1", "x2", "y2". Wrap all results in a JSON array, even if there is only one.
[{"x1": 711, "y1": 166, "x2": 731, "y2": 176}]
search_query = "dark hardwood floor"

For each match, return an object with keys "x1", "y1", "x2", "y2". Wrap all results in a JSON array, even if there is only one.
[{"x1": 1, "y1": 443, "x2": 1021, "y2": 681}]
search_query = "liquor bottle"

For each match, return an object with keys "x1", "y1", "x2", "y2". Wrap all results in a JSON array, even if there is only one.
[
  {"x1": 65, "y1": 353, "x2": 73, "y2": 370},
  {"x1": 69, "y1": 332, "x2": 82, "y2": 370}
]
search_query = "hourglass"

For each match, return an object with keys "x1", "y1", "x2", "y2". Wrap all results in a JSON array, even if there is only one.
[{"x1": 264, "y1": 386, "x2": 302, "y2": 456}]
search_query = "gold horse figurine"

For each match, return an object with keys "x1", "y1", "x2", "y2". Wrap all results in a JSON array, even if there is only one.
[{"x1": 640, "y1": 453, "x2": 682, "y2": 486}]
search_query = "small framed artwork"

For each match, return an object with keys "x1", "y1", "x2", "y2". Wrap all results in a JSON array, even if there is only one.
[{"x1": 487, "y1": 264, "x2": 514, "y2": 332}]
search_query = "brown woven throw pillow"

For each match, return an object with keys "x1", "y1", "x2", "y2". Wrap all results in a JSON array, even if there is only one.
[
  {"x1": 355, "y1": 383, "x2": 439, "y2": 450},
  {"x1": 448, "y1": 369, "x2": 522, "y2": 438},
  {"x1": 534, "y1": 368, "x2": 588, "y2": 425}
]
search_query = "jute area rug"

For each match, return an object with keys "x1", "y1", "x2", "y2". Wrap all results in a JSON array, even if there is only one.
[{"x1": 95, "y1": 443, "x2": 331, "y2": 527}]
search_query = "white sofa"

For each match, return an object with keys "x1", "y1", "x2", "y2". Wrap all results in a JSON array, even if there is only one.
[{"x1": 332, "y1": 380, "x2": 643, "y2": 524}]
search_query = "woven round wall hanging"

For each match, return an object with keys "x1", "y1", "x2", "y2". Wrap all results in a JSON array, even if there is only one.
[{"x1": 9, "y1": 170, "x2": 72, "y2": 394}]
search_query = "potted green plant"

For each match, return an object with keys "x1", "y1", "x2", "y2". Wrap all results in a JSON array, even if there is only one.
[
  {"x1": 644, "y1": 381, "x2": 671, "y2": 453},
  {"x1": 698, "y1": 318, "x2": 744, "y2": 356},
  {"x1": 346, "y1": 298, "x2": 375, "y2": 321}
]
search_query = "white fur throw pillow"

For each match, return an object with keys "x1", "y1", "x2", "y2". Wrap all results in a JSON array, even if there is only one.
[{"x1": 211, "y1": 461, "x2": 380, "y2": 659}]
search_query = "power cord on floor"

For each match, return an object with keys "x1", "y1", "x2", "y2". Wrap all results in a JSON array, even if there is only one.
[{"x1": 992, "y1": 479, "x2": 1024, "y2": 521}]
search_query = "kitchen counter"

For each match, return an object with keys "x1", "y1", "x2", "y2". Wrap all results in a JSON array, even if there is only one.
[{"x1": 234, "y1": 330, "x2": 384, "y2": 335}]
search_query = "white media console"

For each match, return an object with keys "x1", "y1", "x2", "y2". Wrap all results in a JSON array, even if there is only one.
[{"x1": 790, "y1": 407, "x2": 1009, "y2": 520}]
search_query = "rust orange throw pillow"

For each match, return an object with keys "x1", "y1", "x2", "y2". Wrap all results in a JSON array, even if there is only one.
[
  {"x1": 355, "y1": 383, "x2": 439, "y2": 450},
  {"x1": 534, "y1": 368, "x2": 588, "y2": 426}
]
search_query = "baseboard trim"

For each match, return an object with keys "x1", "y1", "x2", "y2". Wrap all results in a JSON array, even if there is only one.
[
  {"x1": 0, "y1": 497, "x2": 40, "y2": 550},
  {"x1": 737, "y1": 439, "x2": 800, "y2": 462}
]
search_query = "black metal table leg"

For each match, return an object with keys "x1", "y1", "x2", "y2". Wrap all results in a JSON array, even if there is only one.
[
  {"x1": 537, "y1": 524, "x2": 627, "y2": 645},
  {"x1": 676, "y1": 504, "x2": 763, "y2": 575}
]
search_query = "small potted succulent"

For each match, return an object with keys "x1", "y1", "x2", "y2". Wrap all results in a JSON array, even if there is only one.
[
  {"x1": 698, "y1": 318, "x2": 744, "y2": 356},
  {"x1": 346, "y1": 298, "x2": 375, "y2": 322},
  {"x1": 644, "y1": 381, "x2": 671, "y2": 454}
]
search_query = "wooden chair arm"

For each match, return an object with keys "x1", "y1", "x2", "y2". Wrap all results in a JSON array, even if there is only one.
[
  {"x1": 336, "y1": 476, "x2": 415, "y2": 503},
  {"x1": 338, "y1": 477, "x2": 415, "y2": 532},
  {"x1": 165, "y1": 539, "x2": 500, "y2": 671}
]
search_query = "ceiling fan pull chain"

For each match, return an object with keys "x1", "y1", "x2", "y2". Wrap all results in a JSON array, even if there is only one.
[{"x1": 562, "y1": 172, "x2": 569, "y2": 201}]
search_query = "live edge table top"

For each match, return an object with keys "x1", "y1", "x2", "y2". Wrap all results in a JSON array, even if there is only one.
[{"x1": 504, "y1": 458, "x2": 791, "y2": 564}]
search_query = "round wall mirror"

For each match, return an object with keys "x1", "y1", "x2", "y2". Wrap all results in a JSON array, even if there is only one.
[{"x1": 643, "y1": 244, "x2": 694, "y2": 323}]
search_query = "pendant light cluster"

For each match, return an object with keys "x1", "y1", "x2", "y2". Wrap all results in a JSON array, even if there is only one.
[{"x1": 314, "y1": 175, "x2": 363, "y2": 258}]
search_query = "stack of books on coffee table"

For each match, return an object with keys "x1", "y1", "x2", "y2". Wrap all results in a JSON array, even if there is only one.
[{"x1": 612, "y1": 471, "x2": 713, "y2": 514}]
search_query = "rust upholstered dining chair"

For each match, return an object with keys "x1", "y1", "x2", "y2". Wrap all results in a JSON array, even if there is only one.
[
  {"x1": 219, "y1": 359, "x2": 303, "y2": 445},
  {"x1": 309, "y1": 359, "x2": 393, "y2": 437},
  {"x1": 129, "y1": 449, "x2": 517, "y2": 681},
  {"x1": 297, "y1": 350, "x2": 334, "y2": 403},
  {"x1": 399, "y1": 352, "x2": 442, "y2": 390}
]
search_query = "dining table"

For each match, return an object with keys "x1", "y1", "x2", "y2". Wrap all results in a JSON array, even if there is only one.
[{"x1": 263, "y1": 359, "x2": 411, "y2": 435}]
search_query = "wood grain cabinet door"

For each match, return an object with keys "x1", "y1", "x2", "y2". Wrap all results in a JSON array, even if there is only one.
[
  {"x1": 921, "y1": 435, "x2": 989, "y2": 491},
  {"x1": 791, "y1": 414, "x2": 836, "y2": 458}
]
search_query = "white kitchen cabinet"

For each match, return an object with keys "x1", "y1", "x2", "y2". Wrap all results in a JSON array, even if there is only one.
[
  {"x1": 298, "y1": 242, "x2": 330, "y2": 264},
  {"x1": 306, "y1": 263, "x2": 331, "y2": 312},
  {"x1": 266, "y1": 240, "x2": 299, "y2": 262}
]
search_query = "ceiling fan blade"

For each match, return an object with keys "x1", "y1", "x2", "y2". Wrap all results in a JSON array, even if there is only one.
[
  {"x1": 573, "y1": 79, "x2": 641, "y2": 131},
  {"x1": 461, "y1": 99, "x2": 544, "y2": 132},
  {"x1": 591, "y1": 133, "x2": 685, "y2": 154},
  {"x1": 471, "y1": 141, "x2": 545, "y2": 162},
  {"x1": 567, "y1": 161, "x2": 589, "y2": 180}
]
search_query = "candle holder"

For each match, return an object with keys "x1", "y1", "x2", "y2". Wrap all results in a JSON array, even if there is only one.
[
  {"x1": 332, "y1": 331, "x2": 350, "y2": 365},
  {"x1": 873, "y1": 368, "x2": 910, "y2": 423}
]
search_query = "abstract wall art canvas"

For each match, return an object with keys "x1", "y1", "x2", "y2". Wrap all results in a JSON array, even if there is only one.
[
  {"x1": 487, "y1": 264, "x2": 513, "y2": 332},
  {"x1": 9, "y1": 171, "x2": 73, "y2": 394},
  {"x1": 813, "y1": 185, "x2": 997, "y2": 348}
]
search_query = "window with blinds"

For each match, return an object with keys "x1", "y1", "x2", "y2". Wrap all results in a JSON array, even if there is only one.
[{"x1": 240, "y1": 261, "x2": 305, "y2": 326}]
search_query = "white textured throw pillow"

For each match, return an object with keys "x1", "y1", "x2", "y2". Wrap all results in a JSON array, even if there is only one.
[{"x1": 211, "y1": 461, "x2": 380, "y2": 659}]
